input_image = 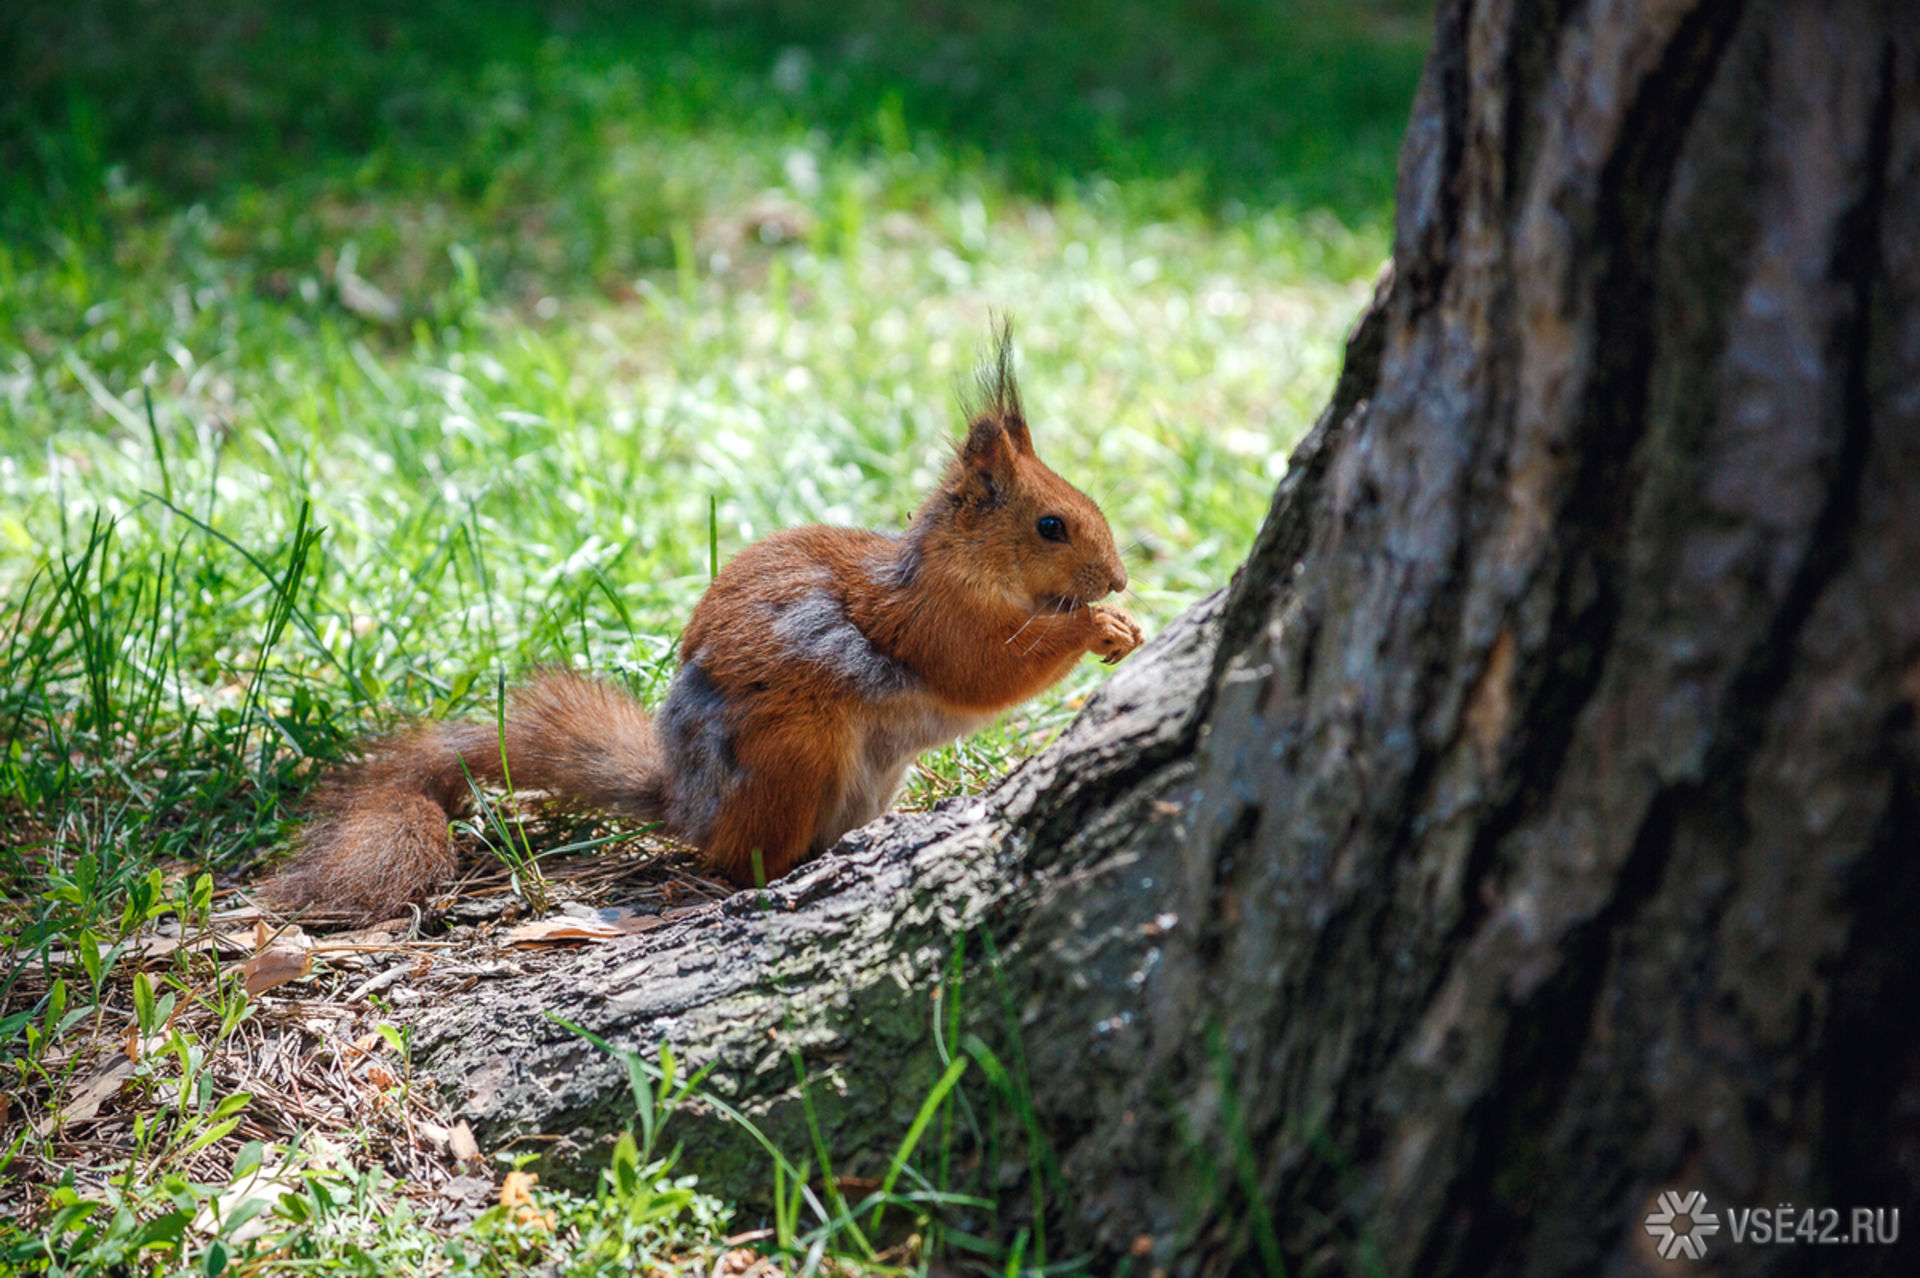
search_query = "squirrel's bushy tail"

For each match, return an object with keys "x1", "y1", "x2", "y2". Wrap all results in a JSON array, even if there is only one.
[{"x1": 263, "y1": 672, "x2": 665, "y2": 921}]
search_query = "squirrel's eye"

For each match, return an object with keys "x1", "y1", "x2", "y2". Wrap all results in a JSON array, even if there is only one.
[{"x1": 1036, "y1": 515, "x2": 1069, "y2": 543}]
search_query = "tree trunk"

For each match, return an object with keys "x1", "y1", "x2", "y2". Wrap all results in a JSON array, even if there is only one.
[{"x1": 414, "y1": 0, "x2": 1920, "y2": 1272}]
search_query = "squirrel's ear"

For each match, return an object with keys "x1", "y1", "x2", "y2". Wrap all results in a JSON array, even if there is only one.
[
  {"x1": 1001, "y1": 412, "x2": 1035, "y2": 457},
  {"x1": 955, "y1": 416, "x2": 1017, "y2": 504}
]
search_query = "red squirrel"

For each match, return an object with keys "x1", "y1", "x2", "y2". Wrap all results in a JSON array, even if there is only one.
[{"x1": 264, "y1": 330, "x2": 1144, "y2": 921}]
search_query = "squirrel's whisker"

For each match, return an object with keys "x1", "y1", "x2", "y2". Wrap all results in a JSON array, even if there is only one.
[
  {"x1": 1006, "y1": 607, "x2": 1043, "y2": 647},
  {"x1": 1021, "y1": 596, "x2": 1071, "y2": 656}
]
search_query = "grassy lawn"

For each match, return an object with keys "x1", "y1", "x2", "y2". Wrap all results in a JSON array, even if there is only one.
[{"x1": 1, "y1": 0, "x2": 1429, "y2": 1272}]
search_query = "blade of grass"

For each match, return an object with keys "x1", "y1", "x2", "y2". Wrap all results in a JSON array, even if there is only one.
[{"x1": 867, "y1": 1053, "x2": 969, "y2": 1231}]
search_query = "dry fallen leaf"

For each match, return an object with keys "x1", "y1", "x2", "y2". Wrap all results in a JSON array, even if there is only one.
[
  {"x1": 449, "y1": 1119, "x2": 479, "y2": 1163},
  {"x1": 499, "y1": 1170, "x2": 555, "y2": 1230},
  {"x1": 439, "y1": 1173, "x2": 494, "y2": 1220},
  {"x1": 503, "y1": 913, "x2": 661, "y2": 946},
  {"x1": 330, "y1": 925, "x2": 398, "y2": 945},
  {"x1": 499, "y1": 1170, "x2": 538, "y2": 1209},
  {"x1": 504, "y1": 917, "x2": 619, "y2": 945},
  {"x1": 240, "y1": 937, "x2": 313, "y2": 996},
  {"x1": 712, "y1": 1248, "x2": 766, "y2": 1276},
  {"x1": 40, "y1": 1057, "x2": 135, "y2": 1133}
]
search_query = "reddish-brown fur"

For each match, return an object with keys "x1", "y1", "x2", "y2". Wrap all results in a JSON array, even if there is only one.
[{"x1": 262, "y1": 328, "x2": 1143, "y2": 921}]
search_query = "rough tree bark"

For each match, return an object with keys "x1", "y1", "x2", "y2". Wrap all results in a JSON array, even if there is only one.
[{"x1": 413, "y1": 0, "x2": 1920, "y2": 1272}]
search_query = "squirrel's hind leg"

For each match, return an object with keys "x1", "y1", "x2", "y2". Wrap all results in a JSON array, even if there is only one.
[{"x1": 698, "y1": 718, "x2": 847, "y2": 887}]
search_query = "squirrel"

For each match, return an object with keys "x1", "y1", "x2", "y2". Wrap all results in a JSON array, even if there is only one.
[{"x1": 262, "y1": 328, "x2": 1145, "y2": 922}]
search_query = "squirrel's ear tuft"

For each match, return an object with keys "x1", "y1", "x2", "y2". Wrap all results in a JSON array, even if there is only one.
[
  {"x1": 963, "y1": 315, "x2": 1034, "y2": 456},
  {"x1": 946, "y1": 316, "x2": 1033, "y2": 505}
]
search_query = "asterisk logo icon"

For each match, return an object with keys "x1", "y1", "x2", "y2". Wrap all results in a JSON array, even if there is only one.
[{"x1": 1645, "y1": 1190, "x2": 1721, "y2": 1260}]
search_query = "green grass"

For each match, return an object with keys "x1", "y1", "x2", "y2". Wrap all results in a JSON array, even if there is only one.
[{"x1": 2, "y1": 0, "x2": 1428, "y2": 1272}]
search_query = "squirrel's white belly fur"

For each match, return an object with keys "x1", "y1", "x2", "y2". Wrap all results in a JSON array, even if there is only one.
[{"x1": 825, "y1": 696, "x2": 990, "y2": 848}]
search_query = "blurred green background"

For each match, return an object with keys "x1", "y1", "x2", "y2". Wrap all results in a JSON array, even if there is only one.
[
  {"x1": 0, "y1": 0, "x2": 1431, "y2": 861},
  {"x1": 4, "y1": 0, "x2": 1428, "y2": 259}
]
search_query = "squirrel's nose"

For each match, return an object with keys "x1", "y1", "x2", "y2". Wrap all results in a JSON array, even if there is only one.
[{"x1": 1108, "y1": 564, "x2": 1128, "y2": 594}]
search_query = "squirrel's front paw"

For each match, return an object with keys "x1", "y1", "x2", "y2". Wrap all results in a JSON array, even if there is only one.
[{"x1": 1089, "y1": 605, "x2": 1145, "y2": 665}]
